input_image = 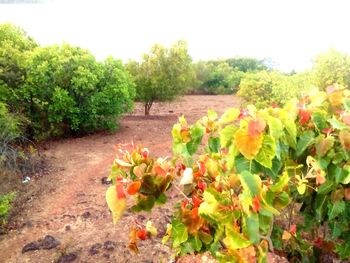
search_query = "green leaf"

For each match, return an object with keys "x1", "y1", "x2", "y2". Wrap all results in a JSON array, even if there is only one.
[
  {"x1": 255, "y1": 135, "x2": 276, "y2": 169},
  {"x1": 340, "y1": 165, "x2": 350, "y2": 184},
  {"x1": 296, "y1": 130, "x2": 315, "y2": 157},
  {"x1": 328, "y1": 117, "x2": 348, "y2": 130},
  {"x1": 208, "y1": 109, "x2": 218, "y2": 121},
  {"x1": 315, "y1": 135, "x2": 334, "y2": 157},
  {"x1": 344, "y1": 98, "x2": 350, "y2": 111},
  {"x1": 223, "y1": 225, "x2": 251, "y2": 250},
  {"x1": 315, "y1": 194, "x2": 328, "y2": 222},
  {"x1": 267, "y1": 116, "x2": 283, "y2": 139},
  {"x1": 280, "y1": 110, "x2": 297, "y2": 149},
  {"x1": 240, "y1": 171, "x2": 261, "y2": 197},
  {"x1": 336, "y1": 242, "x2": 350, "y2": 259},
  {"x1": 209, "y1": 136, "x2": 220, "y2": 153},
  {"x1": 274, "y1": 191, "x2": 290, "y2": 209},
  {"x1": 171, "y1": 219, "x2": 188, "y2": 248},
  {"x1": 219, "y1": 108, "x2": 240, "y2": 124},
  {"x1": 198, "y1": 230, "x2": 213, "y2": 245},
  {"x1": 219, "y1": 125, "x2": 237, "y2": 147},
  {"x1": 270, "y1": 172, "x2": 288, "y2": 193},
  {"x1": 244, "y1": 213, "x2": 259, "y2": 244},
  {"x1": 132, "y1": 195, "x2": 156, "y2": 212},
  {"x1": 328, "y1": 200, "x2": 345, "y2": 220},
  {"x1": 188, "y1": 235, "x2": 202, "y2": 252},
  {"x1": 311, "y1": 112, "x2": 328, "y2": 131},
  {"x1": 235, "y1": 156, "x2": 260, "y2": 174},
  {"x1": 317, "y1": 181, "x2": 335, "y2": 195}
]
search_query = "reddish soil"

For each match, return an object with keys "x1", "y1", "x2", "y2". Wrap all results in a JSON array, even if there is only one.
[{"x1": 0, "y1": 95, "x2": 242, "y2": 263}]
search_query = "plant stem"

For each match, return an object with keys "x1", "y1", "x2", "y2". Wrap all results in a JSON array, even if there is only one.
[{"x1": 173, "y1": 183, "x2": 191, "y2": 201}]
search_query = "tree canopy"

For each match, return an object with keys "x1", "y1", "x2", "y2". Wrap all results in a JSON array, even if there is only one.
[
  {"x1": 127, "y1": 40, "x2": 195, "y2": 115},
  {"x1": 312, "y1": 49, "x2": 350, "y2": 90}
]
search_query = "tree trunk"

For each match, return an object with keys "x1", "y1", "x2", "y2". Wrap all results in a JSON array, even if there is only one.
[{"x1": 144, "y1": 101, "x2": 153, "y2": 116}]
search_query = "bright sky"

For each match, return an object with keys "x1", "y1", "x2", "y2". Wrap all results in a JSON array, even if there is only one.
[{"x1": 1, "y1": 0, "x2": 350, "y2": 72}]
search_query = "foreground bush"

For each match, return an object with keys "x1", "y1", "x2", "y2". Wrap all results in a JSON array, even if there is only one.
[{"x1": 106, "y1": 87, "x2": 350, "y2": 262}]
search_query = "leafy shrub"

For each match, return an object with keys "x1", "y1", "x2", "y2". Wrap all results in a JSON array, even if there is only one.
[
  {"x1": 312, "y1": 49, "x2": 350, "y2": 90},
  {"x1": 0, "y1": 192, "x2": 15, "y2": 226},
  {"x1": 20, "y1": 45, "x2": 135, "y2": 139},
  {"x1": 106, "y1": 87, "x2": 350, "y2": 261},
  {"x1": 237, "y1": 71, "x2": 313, "y2": 108},
  {"x1": 194, "y1": 61, "x2": 243, "y2": 95},
  {"x1": 0, "y1": 102, "x2": 37, "y2": 175}
]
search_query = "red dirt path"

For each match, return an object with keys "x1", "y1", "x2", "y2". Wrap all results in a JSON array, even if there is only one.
[{"x1": 0, "y1": 95, "x2": 240, "y2": 263}]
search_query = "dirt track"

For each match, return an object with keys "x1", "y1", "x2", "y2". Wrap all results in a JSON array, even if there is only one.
[{"x1": 0, "y1": 95, "x2": 240, "y2": 263}]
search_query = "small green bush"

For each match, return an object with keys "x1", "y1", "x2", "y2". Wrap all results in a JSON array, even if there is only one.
[{"x1": 0, "y1": 192, "x2": 15, "y2": 226}]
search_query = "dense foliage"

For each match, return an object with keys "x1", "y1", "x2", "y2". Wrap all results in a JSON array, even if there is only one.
[
  {"x1": 106, "y1": 88, "x2": 350, "y2": 262},
  {"x1": 238, "y1": 71, "x2": 314, "y2": 108},
  {"x1": 126, "y1": 40, "x2": 195, "y2": 115},
  {"x1": 194, "y1": 61, "x2": 243, "y2": 95},
  {"x1": 0, "y1": 24, "x2": 135, "y2": 139},
  {"x1": 312, "y1": 49, "x2": 350, "y2": 91},
  {"x1": 21, "y1": 45, "x2": 135, "y2": 138}
]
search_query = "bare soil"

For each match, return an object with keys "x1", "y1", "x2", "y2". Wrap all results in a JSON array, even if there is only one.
[{"x1": 0, "y1": 95, "x2": 244, "y2": 263}]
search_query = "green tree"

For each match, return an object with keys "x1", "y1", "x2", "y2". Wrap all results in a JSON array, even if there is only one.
[
  {"x1": 226, "y1": 57, "x2": 269, "y2": 72},
  {"x1": 238, "y1": 71, "x2": 312, "y2": 108},
  {"x1": 127, "y1": 40, "x2": 194, "y2": 115},
  {"x1": 0, "y1": 23, "x2": 37, "y2": 108},
  {"x1": 194, "y1": 61, "x2": 243, "y2": 94},
  {"x1": 312, "y1": 49, "x2": 350, "y2": 90}
]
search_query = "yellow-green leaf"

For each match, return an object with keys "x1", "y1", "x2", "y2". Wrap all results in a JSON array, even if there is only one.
[
  {"x1": 234, "y1": 129, "x2": 263, "y2": 160},
  {"x1": 106, "y1": 186, "x2": 126, "y2": 224},
  {"x1": 255, "y1": 135, "x2": 276, "y2": 169}
]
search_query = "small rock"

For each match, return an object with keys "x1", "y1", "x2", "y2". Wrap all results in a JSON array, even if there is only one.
[
  {"x1": 39, "y1": 235, "x2": 60, "y2": 249},
  {"x1": 137, "y1": 215, "x2": 146, "y2": 222},
  {"x1": 103, "y1": 240, "x2": 116, "y2": 251},
  {"x1": 89, "y1": 243, "x2": 102, "y2": 255},
  {"x1": 22, "y1": 241, "x2": 40, "y2": 253},
  {"x1": 25, "y1": 221, "x2": 33, "y2": 228},
  {"x1": 65, "y1": 225, "x2": 71, "y2": 231},
  {"x1": 82, "y1": 211, "x2": 91, "y2": 219},
  {"x1": 143, "y1": 260, "x2": 153, "y2": 263},
  {"x1": 101, "y1": 177, "x2": 111, "y2": 185},
  {"x1": 103, "y1": 253, "x2": 110, "y2": 259},
  {"x1": 56, "y1": 253, "x2": 77, "y2": 263}
]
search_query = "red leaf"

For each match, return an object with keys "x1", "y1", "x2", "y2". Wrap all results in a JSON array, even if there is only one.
[
  {"x1": 238, "y1": 109, "x2": 249, "y2": 120},
  {"x1": 322, "y1": 127, "x2": 333, "y2": 136},
  {"x1": 299, "y1": 109, "x2": 312, "y2": 125},
  {"x1": 252, "y1": 196, "x2": 260, "y2": 213},
  {"x1": 155, "y1": 166, "x2": 166, "y2": 176},
  {"x1": 197, "y1": 181, "x2": 207, "y2": 192},
  {"x1": 342, "y1": 115, "x2": 350, "y2": 126},
  {"x1": 345, "y1": 188, "x2": 350, "y2": 201},
  {"x1": 141, "y1": 149, "x2": 149, "y2": 159},
  {"x1": 116, "y1": 183, "x2": 126, "y2": 199},
  {"x1": 181, "y1": 200, "x2": 189, "y2": 211},
  {"x1": 192, "y1": 195, "x2": 202, "y2": 208},
  {"x1": 136, "y1": 229, "x2": 148, "y2": 240},
  {"x1": 126, "y1": 181, "x2": 141, "y2": 195},
  {"x1": 314, "y1": 237, "x2": 323, "y2": 248},
  {"x1": 248, "y1": 118, "x2": 266, "y2": 137},
  {"x1": 198, "y1": 161, "x2": 206, "y2": 174},
  {"x1": 290, "y1": 224, "x2": 297, "y2": 235}
]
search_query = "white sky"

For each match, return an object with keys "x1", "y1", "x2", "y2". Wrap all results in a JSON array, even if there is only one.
[{"x1": 0, "y1": 0, "x2": 350, "y2": 72}]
